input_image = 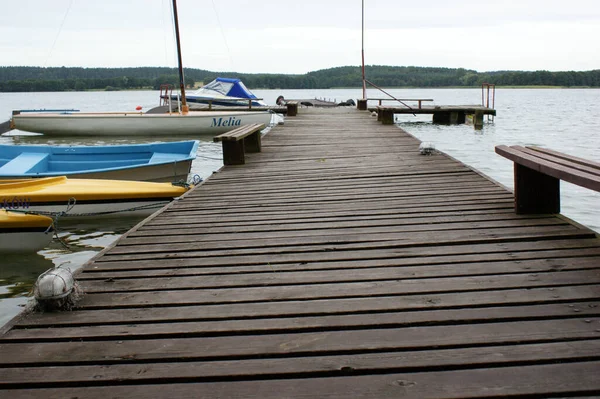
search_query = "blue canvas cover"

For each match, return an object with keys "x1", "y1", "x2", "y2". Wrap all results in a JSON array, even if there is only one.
[
  {"x1": 206, "y1": 77, "x2": 259, "y2": 99},
  {"x1": 179, "y1": 77, "x2": 266, "y2": 106}
]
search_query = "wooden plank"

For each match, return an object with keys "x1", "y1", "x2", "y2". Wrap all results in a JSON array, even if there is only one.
[
  {"x1": 1, "y1": 340, "x2": 599, "y2": 387},
  {"x1": 77, "y1": 251, "x2": 600, "y2": 279},
  {"x1": 17, "y1": 285, "x2": 600, "y2": 326},
  {"x1": 75, "y1": 257, "x2": 600, "y2": 290},
  {"x1": 75, "y1": 270, "x2": 600, "y2": 304},
  {"x1": 5, "y1": 302, "x2": 599, "y2": 341},
  {"x1": 94, "y1": 228, "x2": 590, "y2": 263},
  {"x1": 3, "y1": 362, "x2": 596, "y2": 399},
  {"x1": 1, "y1": 319, "x2": 599, "y2": 366},
  {"x1": 523, "y1": 146, "x2": 600, "y2": 177},
  {"x1": 213, "y1": 123, "x2": 264, "y2": 141},
  {"x1": 88, "y1": 238, "x2": 600, "y2": 271}
]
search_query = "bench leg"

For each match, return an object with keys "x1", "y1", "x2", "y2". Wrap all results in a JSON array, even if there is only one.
[
  {"x1": 222, "y1": 141, "x2": 245, "y2": 165},
  {"x1": 243, "y1": 131, "x2": 262, "y2": 153},
  {"x1": 287, "y1": 103, "x2": 298, "y2": 116},
  {"x1": 514, "y1": 164, "x2": 560, "y2": 214}
]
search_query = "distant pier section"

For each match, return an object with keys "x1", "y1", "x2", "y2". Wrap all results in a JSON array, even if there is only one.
[
  {"x1": 375, "y1": 104, "x2": 496, "y2": 127},
  {"x1": 359, "y1": 83, "x2": 497, "y2": 128}
]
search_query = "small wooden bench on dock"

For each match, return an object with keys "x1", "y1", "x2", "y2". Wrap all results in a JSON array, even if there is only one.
[
  {"x1": 495, "y1": 145, "x2": 600, "y2": 214},
  {"x1": 213, "y1": 123, "x2": 265, "y2": 165}
]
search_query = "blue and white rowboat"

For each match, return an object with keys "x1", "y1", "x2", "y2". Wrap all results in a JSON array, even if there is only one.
[{"x1": 0, "y1": 141, "x2": 199, "y2": 182}]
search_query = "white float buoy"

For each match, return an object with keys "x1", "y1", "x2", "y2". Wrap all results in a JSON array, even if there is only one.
[
  {"x1": 419, "y1": 142, "x2": 436, "y2": 155},
  {"x1": 33, "y1": 267, "x2": 81, "y2": 311}
]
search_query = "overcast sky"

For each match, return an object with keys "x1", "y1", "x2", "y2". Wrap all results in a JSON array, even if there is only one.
[{"x1": 1, "y1": 0, "x2": 598, "y2": 74}]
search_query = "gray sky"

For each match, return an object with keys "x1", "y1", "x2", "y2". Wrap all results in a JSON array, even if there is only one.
[{"x1": 1, "y1": 0, "x2": 598, "y2": 74}]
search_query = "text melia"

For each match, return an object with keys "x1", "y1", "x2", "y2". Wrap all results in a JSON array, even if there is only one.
[{"x1": 211, "y1": 117, "x2": 243, "y2": 128}]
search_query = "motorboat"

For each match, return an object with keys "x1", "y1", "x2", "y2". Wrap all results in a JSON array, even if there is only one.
[
  {"x1": 0, "y1": 176, "x2": 191, "y2": 219},
  {"x1": 0, "y1": 210, "x2": 54, "y2": 252},
  {"x1": 172, "y1": 77, "x2": 268, "y2": 107},
  {"x1": 0, "y1": 141, "x2": 198, "y2": 182}
]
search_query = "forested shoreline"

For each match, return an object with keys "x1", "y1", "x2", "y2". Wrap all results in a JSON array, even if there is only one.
[{"x1": 1, "y1": 65, "x2": 599, "y2": 92}]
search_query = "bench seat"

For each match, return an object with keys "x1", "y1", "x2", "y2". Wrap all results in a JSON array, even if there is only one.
[
  {"x1": 495, "y1": 145, "x2": 600, "y2": 214},
  {"x1": 213, "y1": 123, "x2": 265, "y2": 165},
  {"x1": 0, "y1": 152, "x2": 49, "y2": 176}
]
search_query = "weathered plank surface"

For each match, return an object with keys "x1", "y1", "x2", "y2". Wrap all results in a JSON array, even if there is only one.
[{"x1": 1, "y1": 107, "x2": 599, "y2": 398}]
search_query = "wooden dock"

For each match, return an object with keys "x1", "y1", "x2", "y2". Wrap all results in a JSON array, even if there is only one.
[{"x1": 1, "y1": 107, "x2": 599, "y2": 398}]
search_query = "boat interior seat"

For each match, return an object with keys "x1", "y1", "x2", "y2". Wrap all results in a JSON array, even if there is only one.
[
  {"x1": 0, "y1": 152, "x2": 49, "y2": 175},
  {"x1": 149, "y1": 153, "x2": 185, "y2": 164}
]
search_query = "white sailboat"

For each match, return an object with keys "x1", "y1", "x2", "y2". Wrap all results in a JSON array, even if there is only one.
[
  {"x1": 5, "y1": 0, "x2": 272, "y2": 137},
  {"x1": 9, "y1": 110, "x2": 272, "y2": 136}
]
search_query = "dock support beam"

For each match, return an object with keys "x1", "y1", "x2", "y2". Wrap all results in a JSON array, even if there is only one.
[
  {"x1": 514, "y1": 164, "x2": 560, "y2": 214},
  {"x1": 357, "y1": 99, "x2": 368, "y2": 110},
  {"x1": 432, "y1": 111, "x2": 466, "y2": 124}
]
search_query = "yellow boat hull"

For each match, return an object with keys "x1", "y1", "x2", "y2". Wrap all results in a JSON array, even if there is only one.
[{"x1": 0, "y1": 176, "x2": 190, "y2": 218}]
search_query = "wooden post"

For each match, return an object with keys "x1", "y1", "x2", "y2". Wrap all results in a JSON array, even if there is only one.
[
  {"x1": 473, "y1": 110, "x2": 484, "y2": 130},
  {"x1": 514, "y1": 164, "x2": 560, "y2": 214},
  {"x1": 357, "y1": 99, "x2": 367, "y2": 110},
  {"x1": 380, "y1": 109, "x2": 395, "y2": 124},
  {"x1": 449, "y1": 112, "x2": 459, "y2": 124},
  {"x1": 287, "y1": 102, "x2": 298, "y2": 116}
]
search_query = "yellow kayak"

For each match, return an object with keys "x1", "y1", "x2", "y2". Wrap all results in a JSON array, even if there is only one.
[
  {"x1": 0, "y1": 210, "x2": 54, "y2": 252},
  {"x1": 0, "y1": 176, "x2": 191, "y2": 218}
]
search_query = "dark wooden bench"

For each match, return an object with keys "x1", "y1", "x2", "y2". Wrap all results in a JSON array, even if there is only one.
[
  {"x1": 495, "y1": 145, "x2": 600, "y2": 214},
  {"x1": 213, "y1": 123, "x2": 265, "y2": 165}
]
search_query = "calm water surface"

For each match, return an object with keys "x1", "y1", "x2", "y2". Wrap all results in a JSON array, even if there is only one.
[{"x1": 0, "y1": 88, "x2": 598, "y2": 328}]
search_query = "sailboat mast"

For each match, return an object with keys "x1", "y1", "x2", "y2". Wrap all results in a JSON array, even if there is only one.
[
  {"x1": 361, "y1": 0, "x2": 366, "y2": 100},
  {"x1": 172, "y1": 0, "x2": 188, "y2": 112}
]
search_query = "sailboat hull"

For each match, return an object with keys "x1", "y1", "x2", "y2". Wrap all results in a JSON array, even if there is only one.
[{"x1": 12, "y1": 111, "x2": 272, "y2": 136}]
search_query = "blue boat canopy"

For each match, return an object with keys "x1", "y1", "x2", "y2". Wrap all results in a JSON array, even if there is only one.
[
  {"x1": 203, "y1": 77, "x2": 259, "y2": 100},
  {"x1": 175, "y1": 77, "x2": 267, "y2": 107}
]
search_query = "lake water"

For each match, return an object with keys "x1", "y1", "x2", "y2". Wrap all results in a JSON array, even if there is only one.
[{"x1": 0, "y1": 88, "x2": 599, "y2": 328}]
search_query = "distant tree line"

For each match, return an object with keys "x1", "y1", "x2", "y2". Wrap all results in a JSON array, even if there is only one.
[{"x1": 0, "y1": 65, "x2": 599, "y2": 92}]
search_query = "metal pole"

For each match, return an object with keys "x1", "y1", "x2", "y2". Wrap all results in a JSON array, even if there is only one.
[
  {"x1": 361, "y1": 0, "x2": 366, "y2": 100},
  {"x1": 172, "y1": 0, "x2": 188, "y2": 113}
]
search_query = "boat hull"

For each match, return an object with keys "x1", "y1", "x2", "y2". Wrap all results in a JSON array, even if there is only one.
[
  {"x1": 0, "y1": 141, "x2": 198, "y2": 182},
  {"x1": 0, "y1": 176, "x2": 190, "y2": 219},
  {"x1": 12, "y1": 111, "x2": 272, "y2": 136},
  {"x1": 0, "y1": 210, "x2": 54, "y2": 252}
]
